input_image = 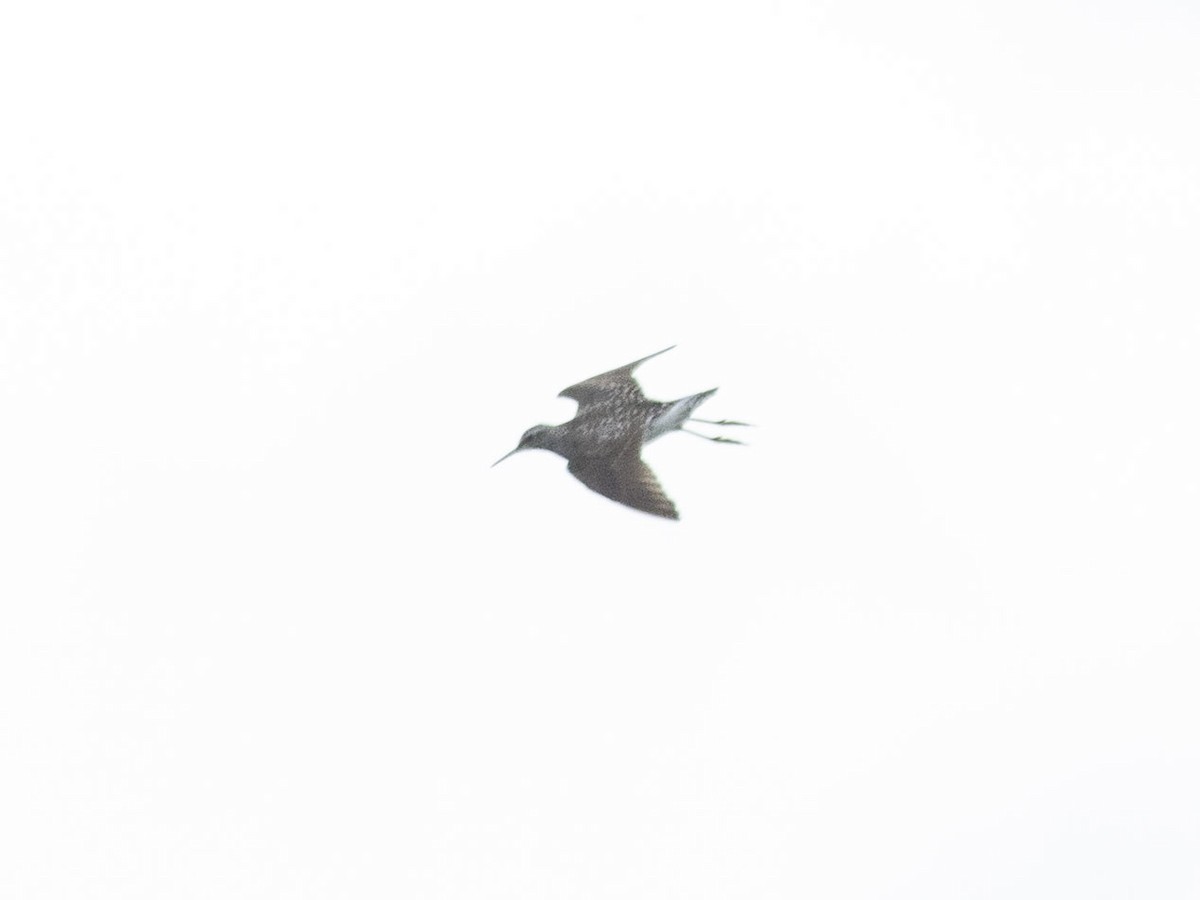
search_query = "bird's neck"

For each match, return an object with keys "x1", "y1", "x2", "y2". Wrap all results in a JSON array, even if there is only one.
[{"x1": 535, "y1": 425, "x2": 572, "y2": 458}]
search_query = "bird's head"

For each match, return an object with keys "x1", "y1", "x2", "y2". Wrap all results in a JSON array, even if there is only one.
[{"x1": 492, "y1": 424, "x2": 555, "y2": 466}]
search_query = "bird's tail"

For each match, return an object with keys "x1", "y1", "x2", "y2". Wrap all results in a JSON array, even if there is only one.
[
  {"x1": 641, "y1": 391, "x2": 713, "y2": 445},
  {"x1": 680, "y1": 389, "x2": 753, "y2": 444}
]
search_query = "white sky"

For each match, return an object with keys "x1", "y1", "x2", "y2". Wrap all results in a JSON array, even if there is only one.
[{"x1": 2, "y1": 1, "x2": 1198, "y2": 897}]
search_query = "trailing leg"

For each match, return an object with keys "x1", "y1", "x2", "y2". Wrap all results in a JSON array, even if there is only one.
[{"x1": 682, "y1": 428, "x2": 745, "y2": 445}]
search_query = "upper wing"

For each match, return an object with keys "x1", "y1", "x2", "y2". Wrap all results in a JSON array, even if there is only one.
[
  {"x1": 558, "y1": 345, "x2": 675, "y2": 412},
  {"x1": 567, "y1": 442, "x2": 679, "y2": 520}
]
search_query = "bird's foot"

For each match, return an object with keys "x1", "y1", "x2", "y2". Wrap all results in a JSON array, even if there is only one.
[{"x1": 682, "y1": 428, "x2": 746, "y2": 445}]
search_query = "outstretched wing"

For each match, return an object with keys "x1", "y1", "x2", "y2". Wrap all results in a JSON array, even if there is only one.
[
  {"x1": 558, "y1": 345, "x2": 674, "y2": 413},
  {"x1": 567, "y1": 442, "x2": 679, "y2": 520}
]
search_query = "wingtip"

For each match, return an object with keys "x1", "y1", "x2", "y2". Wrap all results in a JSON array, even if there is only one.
[
  {"x1": 632, "y1": 344, "x2": 676, "y2": 369},
  {"x1": 657, "y1": 499, "x2": 681, "y2": 521}
]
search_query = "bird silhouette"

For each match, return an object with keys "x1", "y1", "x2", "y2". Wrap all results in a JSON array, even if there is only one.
[{"x1": 493, "y1": 346, "x2": 747, "y2": 519}]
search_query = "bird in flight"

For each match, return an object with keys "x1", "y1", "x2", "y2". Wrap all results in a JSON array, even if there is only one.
[{"x1": 493, "y1": 346, "x2": 747, "y2": 519}]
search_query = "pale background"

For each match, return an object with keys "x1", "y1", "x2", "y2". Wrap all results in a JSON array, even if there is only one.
[{"x1": 2, "y1": 1, "x2": 1198, "y2": 897}]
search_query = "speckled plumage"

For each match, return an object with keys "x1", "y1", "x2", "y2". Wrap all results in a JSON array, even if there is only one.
[{"x1": 493, "y1": 346, "x2": 743, "y2": 520}]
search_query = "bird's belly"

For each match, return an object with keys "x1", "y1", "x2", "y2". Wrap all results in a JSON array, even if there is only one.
[{"x1": 644, "y1": 399, "x2": 692, "y2": 443}]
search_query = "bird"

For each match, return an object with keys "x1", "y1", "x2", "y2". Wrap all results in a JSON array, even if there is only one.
[{"x1": 493, "y1": 346, "x2": 748, "y2": 519}]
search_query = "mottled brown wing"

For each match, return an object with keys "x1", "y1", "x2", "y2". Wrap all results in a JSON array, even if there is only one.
[
  {"x1": 567, "y1": 443, "x2": 680, "y2": 520},
  {"x1": 558, "y1": 345, "x2": 675, "y2": 412}
]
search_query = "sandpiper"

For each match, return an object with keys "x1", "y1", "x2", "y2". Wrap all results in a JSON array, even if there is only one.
[{"x1": 493, "y1": 346, "x2": 747, "y2": 519}]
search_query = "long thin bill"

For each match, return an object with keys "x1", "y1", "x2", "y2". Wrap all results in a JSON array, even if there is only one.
[{"x1": 492, "y1": 448, "x2": 520, "y2": 467}]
